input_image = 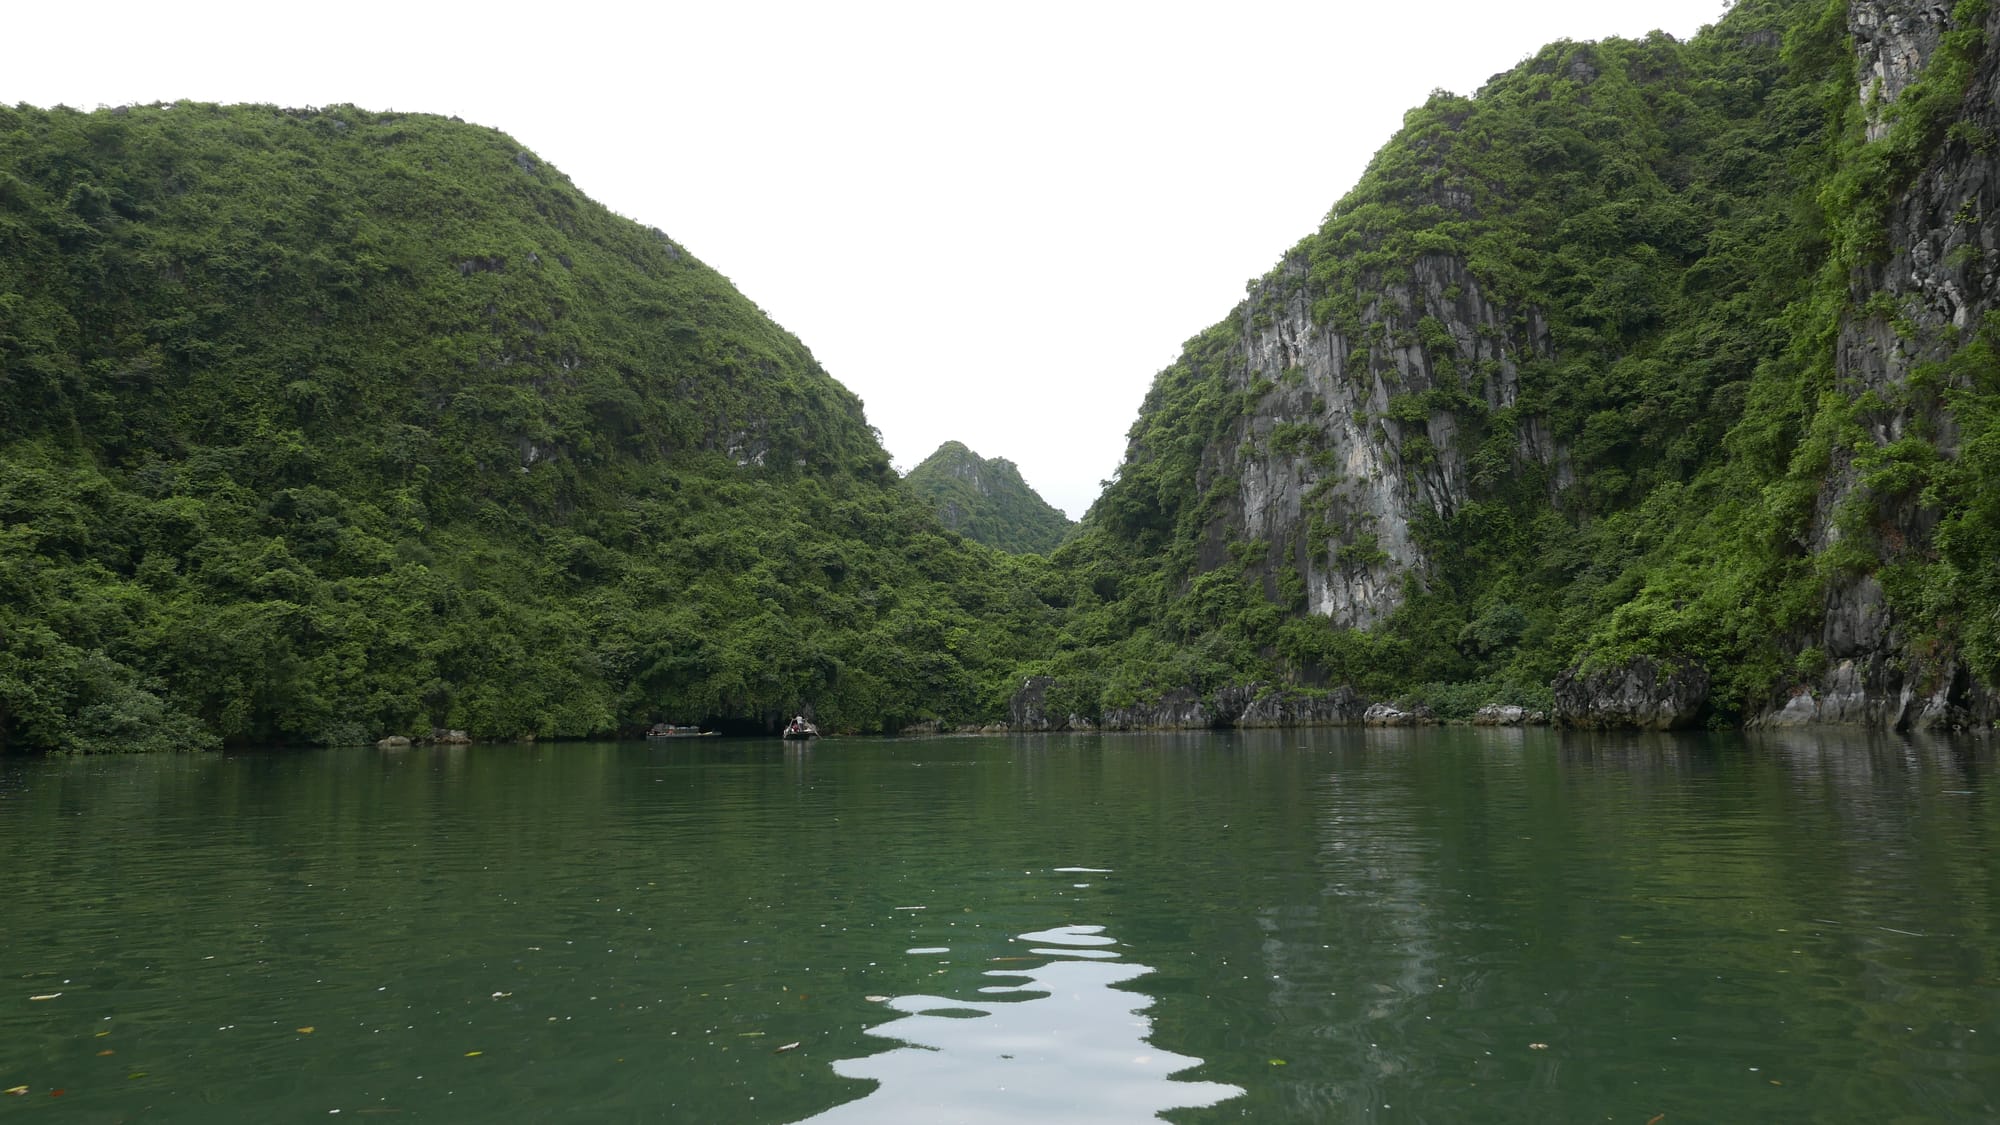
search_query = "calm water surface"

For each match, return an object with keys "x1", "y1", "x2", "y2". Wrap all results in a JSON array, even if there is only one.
[{"x1": 2, "y1": 728, "x2": 1997, "y2": 1122}]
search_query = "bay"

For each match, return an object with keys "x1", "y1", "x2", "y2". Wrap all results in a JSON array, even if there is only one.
[{"x1": 1, "y1": 727, "x2": 1996, "y2": 1122}]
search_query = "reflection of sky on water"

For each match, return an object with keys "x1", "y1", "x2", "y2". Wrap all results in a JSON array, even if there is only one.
[{"x1": 800, "y1": 920, "x2": 1242, "y2": 1124}]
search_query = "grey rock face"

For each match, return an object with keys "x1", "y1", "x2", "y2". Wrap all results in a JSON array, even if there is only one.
[
  {"x1": 1098, "y1": 684, "x2": 1370, "y2": 730},
  {"x1": 1008, "y1": 678, "x2": 1366, "y2": 731},
  {"x1": 1849, "y1": 0, "x2": 1950, "y2": 140},
  {"x1": 1470, "y1": 704, "x2": 1532, "y2": 726},
  {"x1": 1362, "y1": 702, "x2": 1437, "y2": 727},
  {"x1": 1753, "y1": 0, "x2": 2000, "y2": 728},
  {"x1": 1009, "y1": 675, "x2": 1091, "y2": 732},
  {"x1": 1754, "y1": 658, "x2": 1996, "y2": 731},
  {"x1": 1101, "y1": 687, "x2": 1216, "y2": 731},
  {"x1": 1552, "y1": 657, "x2": 1710, "y2": 730},
  {"x1": 1231, "y1": 685, "x2": 1370, "y2": 728},
  {"x1": 1202, "y1": 251, "x2": 1561, "y2": 630}
]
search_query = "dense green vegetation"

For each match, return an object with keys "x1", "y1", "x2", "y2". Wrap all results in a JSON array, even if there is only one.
[
  {"x1": 8, "y1": 0, "x2": 1996, "y2": 750},
  {"x1": 0, "y1": 102, "x2": 1056, "y2": 751},
  {"x1": 1022, "y1": 0, "x2": 2000, "y2": 724},
  {"x1": 902, "y1": 441, "x2": 1075, "y2": 555}
]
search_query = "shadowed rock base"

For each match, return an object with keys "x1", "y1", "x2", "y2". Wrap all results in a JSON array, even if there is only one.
[{"x1": 1552, "y1": 656, "x2": 1710, "y2": 730}]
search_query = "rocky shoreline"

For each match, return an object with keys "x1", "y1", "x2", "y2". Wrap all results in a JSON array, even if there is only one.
[
  {"x1": 1005, "y1": 674, "x2": 1552, "y2": 733},
  {"x1": 998, "y1": 655, "x2": 1996, "y2": 735}
]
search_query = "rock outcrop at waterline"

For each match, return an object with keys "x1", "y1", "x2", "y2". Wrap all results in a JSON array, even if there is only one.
[
  {"x1": 1552, "y1": 657, "x2": 1710, "y2": 731},
  {"x1": 1009, "y1": 677, "x2": 1367, "y2": 731},
  {"x1": 1101, "y1": 684, "x2": 1370, "y2": 730},
  {"x1": 1758, "y1": 660, "x2": 1996, "y2": 730}
]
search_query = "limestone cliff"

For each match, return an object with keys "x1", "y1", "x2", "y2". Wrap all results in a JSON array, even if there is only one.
[
  {"x1": 1760, "y1": 0, "x2": 2000, "y2": 730},
  {"x1": 1034, "y1": 0, "x2": 2000, "y2": 732},
  {"x1": 1196, "y1": 251, "x2": 1556, "y2": 631}
]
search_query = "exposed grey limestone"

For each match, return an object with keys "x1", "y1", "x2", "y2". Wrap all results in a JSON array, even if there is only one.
[
  {"x1": 1752, "y1": 0, "x2": 2000, "y2": 728},
  {"x1": 1849, "y1": 0, "x2": 1950, "y2": 140},
  {"x1": 1470, "y1": 704, "x2": 1530, "y2": 726},
  {"x1": 1763, "y1": 692, "x2": 1823, "y2": 727},
  {"x1": 1232, "y1": 685, "x2": 1369, "y2": 728},
  {"x1": 1007, "y1": 676, "x2": 1081, "y2": 732},
  {"x1": 1009, "y1": 677, "x2": 1366, "y2": 731},
  {"x1": 1208, "y1": 250, "x2": 1561, "y2": 630},
  {"x1": 1552, "y1": 657, "x2": 1710, "y2": 730},
  {"x1": 1363, "y1": 702, "x2": 1418, "y2": 726},
  {"x1": 1100, "y1": 687, "x2": 1218, "y2": 731}
]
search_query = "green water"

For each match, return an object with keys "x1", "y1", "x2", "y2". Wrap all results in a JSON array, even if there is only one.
[{"x1": 2, "y1": 728, "x2": 1996, "y2": 1122}]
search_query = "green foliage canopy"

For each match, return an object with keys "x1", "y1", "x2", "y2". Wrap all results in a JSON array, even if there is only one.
[
  {"x1": 0, "y1": 102, "x2": 1055, "y2": 749},
  {"x1": 902, "y1": 441, "x2": 1075, "y2": 555}
]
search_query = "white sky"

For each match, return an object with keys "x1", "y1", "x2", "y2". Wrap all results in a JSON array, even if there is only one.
[{"x1": 9, "y1": 1, "x2": 1727, "y2": 518}]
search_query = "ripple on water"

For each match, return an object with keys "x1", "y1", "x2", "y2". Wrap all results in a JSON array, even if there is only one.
[
  {"x1": 1015, "y1": 924, "x2": 1117, "y2": 947},
  {"x1": 798, "y1": 923, "x2": 1243, "y2": 1123}
]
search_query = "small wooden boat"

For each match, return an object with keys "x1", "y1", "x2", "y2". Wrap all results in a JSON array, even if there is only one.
[
  {"x1": 645, "y1": 723, "x2": 714, "y2": 739},
  {"x1": 782, "y1": 717, "x2": 820, "y2": 739}
]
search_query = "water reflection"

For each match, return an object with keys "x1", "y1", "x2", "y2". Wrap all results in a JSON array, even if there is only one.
[{"x1": 799, "y1": 922, "x2": 1242, "y2": 1123}]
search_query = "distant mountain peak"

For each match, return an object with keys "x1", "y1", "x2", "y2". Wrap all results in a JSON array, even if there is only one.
[{"x1": 905, "y1": 442, "x2": 1074, "y2": 554}]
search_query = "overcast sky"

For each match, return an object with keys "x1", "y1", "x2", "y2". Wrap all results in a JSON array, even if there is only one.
[{"x1": 10, "y1": 0, "x2": 1727, "y2": 517}]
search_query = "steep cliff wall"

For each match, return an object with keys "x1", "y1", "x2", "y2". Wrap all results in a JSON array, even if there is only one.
[
  {"x1": 1029, "y1": 0, "x2": 2000, "y2": 732},
  {"x1": 1203, "y1": 252, "x2": 1558, "y2": 630},
  {"x1": 1062, "y1": 3, "x2": 1816, "y2": 716},
  {"x1": 1761, "y1": 0, "x2": 2000, "y2": 729}
]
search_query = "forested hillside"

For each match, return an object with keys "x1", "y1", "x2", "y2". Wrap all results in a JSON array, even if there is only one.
[
  {"x1": 0, "y1": 102, "x2": 1055, "y2": 751},
  {"x1": 1020, "y1": 0, "x2": 2000, "y2": 731},
  {"x1": 903, "y1": 441, "x2": 1075, "y2": 554},
  {"x1": 8, "y1": 0, "x2": 1998, "y2": 751}
]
